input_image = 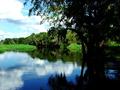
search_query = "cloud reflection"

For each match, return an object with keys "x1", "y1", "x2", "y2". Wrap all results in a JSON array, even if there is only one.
[
  {"x1": 0, "y1": 70, "x2": 23, "y2": 90},
  {"x1": 0, "y1": 52, "x2": 81, "y2": 90}
]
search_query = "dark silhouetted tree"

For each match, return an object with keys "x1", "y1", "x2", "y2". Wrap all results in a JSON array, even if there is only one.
[{"x1": 25, "y1": 0, "x2": 120, "y2": 88}]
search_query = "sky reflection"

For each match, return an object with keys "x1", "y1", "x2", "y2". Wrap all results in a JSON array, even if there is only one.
[{"x1": 0, "y1": 52, "x2": 81, "y2": 90}]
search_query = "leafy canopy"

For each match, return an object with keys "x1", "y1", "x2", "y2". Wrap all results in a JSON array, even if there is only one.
[{"x1": 25, "y1": 0, "x2": 120, "y2": 45}]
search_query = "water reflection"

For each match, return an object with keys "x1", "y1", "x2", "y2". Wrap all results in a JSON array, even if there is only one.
[
  {"x1": 0, "y1": 52, "x2": 81, "y2": 90},
  {"x1": 0, "y1": 51, "x2": 119, "y2": 90},
  {"x1": 28, "y1": 49, "x2": 82, "y2": 63}
]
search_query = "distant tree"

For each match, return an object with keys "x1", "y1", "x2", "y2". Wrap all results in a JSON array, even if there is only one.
[
  {"x1": 3, "y1": 38, "x2": 15, "y2": 44},
  {"x1": 48, "y1": 27, "x2": 59, "y2": 44},
  {"x1": 34, "y1": 32, "x2": 48, "y2": 47},
  {"x1": 17, "y1": 38, "x2": 25, "y2": 44},
  {"x1": 48, "y1": 26, "x2": 67, "y2": 45}
]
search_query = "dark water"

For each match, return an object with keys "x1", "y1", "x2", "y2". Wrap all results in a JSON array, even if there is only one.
[
  {"x1": 0, "y1": 50, "x2": 119, "y2": 90},
  {"x1": 0, "y1": 51, "x2": 82, "y2": 90}
]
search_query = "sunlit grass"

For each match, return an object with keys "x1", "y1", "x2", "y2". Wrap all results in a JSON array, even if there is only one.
[
  {"x1": 0, "y1": 44, "x2": 37, "y2": 53},
  {"x1": 67, "y1": 43, "x2": 81, "y2": 53}
]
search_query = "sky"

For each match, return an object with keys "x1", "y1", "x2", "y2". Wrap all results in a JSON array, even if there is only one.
[{"x1": 0, "y1": 0, "x2": 49, "y2": 40}]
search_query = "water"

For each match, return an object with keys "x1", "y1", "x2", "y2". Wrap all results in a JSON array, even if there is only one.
[
  {"x1": 0, "y1": 51, "x2": 119, "y2": 90},
  {"x1": 0, "y1": 51, "x2": 81, "y2": 90}
]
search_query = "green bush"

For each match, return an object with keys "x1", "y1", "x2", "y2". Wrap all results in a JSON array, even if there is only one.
[{"x1": 67, "y1": 43, "x2": 81, "y2": 53}]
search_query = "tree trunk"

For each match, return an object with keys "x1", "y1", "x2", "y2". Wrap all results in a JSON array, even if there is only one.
[{"x1": 81, "y1": 42, "x2": 106, "y2": 89}]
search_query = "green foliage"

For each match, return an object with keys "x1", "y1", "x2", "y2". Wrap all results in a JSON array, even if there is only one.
[
  {"x1": 0, "y1": 29, "x2": 80, "y2": 53},
  {"x1": 106, "y1": 40, "x2": 120, "y2": 47},
  {"x1": 67, "y1": 43, "x2": 81, "y2": 53},
  {"x1": 25, "y1": 32, "x2": 48, "y2": 46},
  {"x1": 60, "y1": 43, "x2": 65, "y2": 50},
  {"x1": 48, "y1": 26, "x2": 67, "y2": 45},
  {"x1": 25, "y1": 0, "x2": 120, "y2": 47},
  {"x1": 66, "y1": 30, "x2": 78, "y2": 44},
  {"x1": 0, "y1": 44, "x2": 36, "y2": 52}
]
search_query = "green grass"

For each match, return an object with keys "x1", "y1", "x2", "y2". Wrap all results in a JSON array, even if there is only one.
[
  {"x1": 67, "y1": 43, "x2": 81, "y2": 53},
  {"x1": 0, "y1": 44, "x2": 37, "y2": 53}
]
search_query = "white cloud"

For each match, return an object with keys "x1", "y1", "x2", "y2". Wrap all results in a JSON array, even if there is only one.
[
  {"x1": 0, "y1": 0, "x2": 23, "y2": 19},
  {"x1": 0, "y1": 0, "x2": 49, "y2": 39}
]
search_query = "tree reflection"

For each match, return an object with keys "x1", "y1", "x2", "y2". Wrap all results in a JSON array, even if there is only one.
[
  {"x1": 48, "y1": 68, "x2": 120, "y2": 90},
  {"x1": 48, "y1": 74, "x2": 75, "y2": 90},
  {"x1": 27, "y1": 48, "x2": 81, "y2": 63}
]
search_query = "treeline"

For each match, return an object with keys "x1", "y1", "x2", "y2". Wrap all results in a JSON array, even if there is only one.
[{"x1": 0, "y1": 27, "x2": 80, "y2": 50}]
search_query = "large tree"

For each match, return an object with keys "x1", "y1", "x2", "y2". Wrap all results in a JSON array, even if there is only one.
[{"x1": 25, "y1": 0, "x2": 120, "y2": 87}]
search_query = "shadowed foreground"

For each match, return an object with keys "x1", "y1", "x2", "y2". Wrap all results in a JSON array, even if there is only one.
[
  {"x1": 48, "y1": 60, "x2": 120, "y2": 90},
  {"x1": 48, "y1": 71, "x2": 120, "y2": 90}
]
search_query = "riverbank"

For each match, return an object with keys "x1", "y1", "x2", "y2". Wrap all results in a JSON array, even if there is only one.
[{"x1": 0, "y1": 44, "x2": 36, "y2": 52}]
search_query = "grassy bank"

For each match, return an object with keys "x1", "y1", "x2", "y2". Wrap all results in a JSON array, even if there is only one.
[{"x1": 0, "y1": 44, "x2": 37, "y2": 52}]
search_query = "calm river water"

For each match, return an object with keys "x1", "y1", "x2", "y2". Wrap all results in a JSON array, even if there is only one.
[
  {"x1": 0, "y1": 51, "x2": 118, "y2": 90},
  {"x1": 0, "y1": 51, "x2": 82, "y2": 90}
]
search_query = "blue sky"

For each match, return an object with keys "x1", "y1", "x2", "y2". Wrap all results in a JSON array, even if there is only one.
[{"x1": 0, "y1": 0, "x2": 49, "y2": 40}]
